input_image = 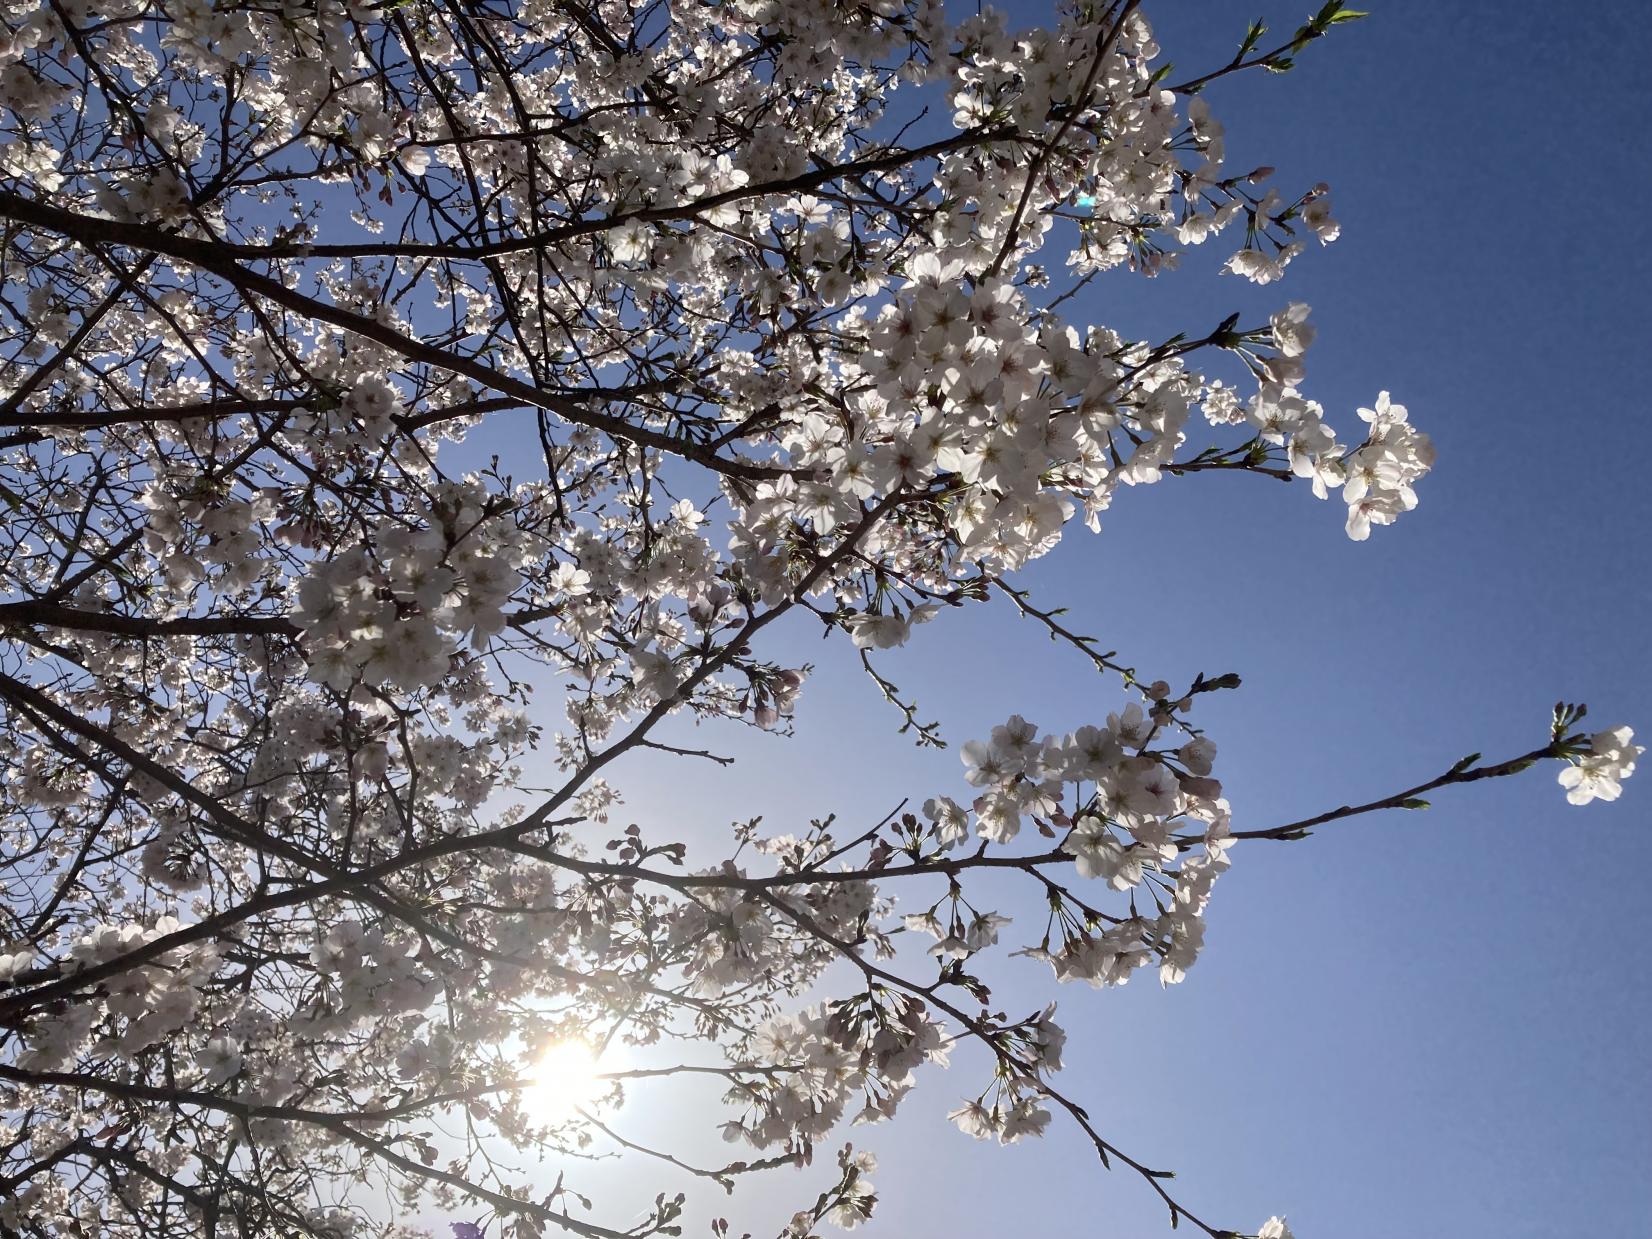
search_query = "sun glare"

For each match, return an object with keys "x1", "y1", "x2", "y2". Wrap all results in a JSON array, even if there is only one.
[{"x1": 523, "y1": 1038, "x2": 615, "y2": 1123}]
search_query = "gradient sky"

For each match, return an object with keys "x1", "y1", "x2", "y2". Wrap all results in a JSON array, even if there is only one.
[
  {"x1": 433, "y1": 5, "x2": 1651, "y2": 1238},
  {"x1": 579, "y1": 5, "x2": 1652, "y2": 1238}
]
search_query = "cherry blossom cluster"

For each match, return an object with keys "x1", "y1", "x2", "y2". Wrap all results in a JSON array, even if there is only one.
[
  {"x1": 1559, "y1": 725, "x2": 1642, "y2": 806},
  {"x1": 719, "y1": 999, "x2": 949, "y2": 1155},
  {"x1": 291, "y1": 478, "x2": 548, "y2": 690},
  {"x1": 908, "y1": 706, "x2": 1230, "y2": 998}
]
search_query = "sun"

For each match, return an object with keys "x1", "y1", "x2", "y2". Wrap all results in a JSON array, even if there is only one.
[{"x1": 523, "y1": 1038, "x2": 616, "y2": 1123}]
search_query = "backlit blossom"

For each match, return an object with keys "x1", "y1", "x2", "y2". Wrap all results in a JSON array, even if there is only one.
[{"x1": 1559, "y1": 726, "x2": 1642, "y2": 805}]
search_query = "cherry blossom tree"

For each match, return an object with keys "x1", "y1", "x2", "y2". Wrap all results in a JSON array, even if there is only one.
[{"x1": 0, "y1": 1, "x2": 1637, "y2": 1237}]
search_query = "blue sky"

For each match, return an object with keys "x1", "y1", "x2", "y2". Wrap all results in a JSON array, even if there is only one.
[{"x1": 585, "y1": 4, "x2": 1651, "y2": 1238}]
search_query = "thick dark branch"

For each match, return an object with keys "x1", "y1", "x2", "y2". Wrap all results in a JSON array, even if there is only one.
[
  {"x1": 0, "y1": 191, "x2": 787, "y2": 482},
  {"x1": 4, "y1": 127, "x2": 1016, "y2": 263},
  {"x1": 0, "y1": 599, "x2": 297, "y2": 638}
]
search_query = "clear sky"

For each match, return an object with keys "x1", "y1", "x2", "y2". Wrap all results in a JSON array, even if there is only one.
[{"x1": 569, "y1": 4, "x2": 1651, "y2": 1238}]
